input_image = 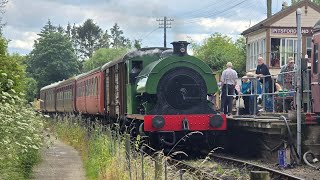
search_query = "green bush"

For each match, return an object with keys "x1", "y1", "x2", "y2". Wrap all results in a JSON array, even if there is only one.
[{"x1": 0, "y1": 73, "x2": 44, "y2": 179}]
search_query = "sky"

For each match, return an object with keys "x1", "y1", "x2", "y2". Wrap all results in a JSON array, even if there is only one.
[{"x1": 2, "y1": 0, "x2": 292, "y2": 55}]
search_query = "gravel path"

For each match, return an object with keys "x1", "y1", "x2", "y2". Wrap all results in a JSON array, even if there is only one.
[{"x1": 32, "y1": 136, "x2": 86, "y2": 180}]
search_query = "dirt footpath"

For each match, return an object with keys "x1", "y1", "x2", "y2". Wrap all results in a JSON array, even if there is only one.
[{"x1": 32, "y1": 136, "x2": 86, "y2": 180}]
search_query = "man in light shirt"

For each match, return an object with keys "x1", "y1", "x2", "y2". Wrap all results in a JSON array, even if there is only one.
[{"x1": 220, "y1": 62, "x2": 238, "y2": 117}]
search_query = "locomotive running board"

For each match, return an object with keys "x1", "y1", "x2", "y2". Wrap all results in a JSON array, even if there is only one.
[{"x1": 126, "y1": 114, "x2": 144, "y2": 120}]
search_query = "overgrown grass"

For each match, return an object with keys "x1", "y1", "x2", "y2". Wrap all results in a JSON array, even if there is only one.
[
  {"x1": 52, "y1": 117, "x2": 250, "y2": 180},
  {"x1": 0, "y1": 90, "x2": 44, "y2": 180},
  {"x1": 52, "y1": 117, "x2": 156, "y2": 180}
]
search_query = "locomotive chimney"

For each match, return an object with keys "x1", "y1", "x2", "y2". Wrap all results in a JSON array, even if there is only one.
[{"x1": 171, "y1": 41, "x2": 190, "y2": 56}]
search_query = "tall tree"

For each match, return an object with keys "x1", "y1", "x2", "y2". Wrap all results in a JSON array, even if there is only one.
[
  {"x1": 133, "y1": 39, "x2": 142, "y2": 49},
  {"x1": 110, "y1": 23, "x2": 131, "y2": 48},
  {"x1": 192, "y1": 33, "x2": 246, "y2": 76},
  {"x1": 75, "y1": 19, "x2": 104, "y2": 60},
  {"x1": 39, "y1": 19, "x2": 56, "y2": 37},
  {"x1": 82, "y1": 48, "x2": 127, "y2": 71},
  {"x1": 27, "y1": 27, "x2": 79, "y2": 91},
  {"x1": 0, "y1": 0, "x2": 8, "y2": 32},
  {"x1": 98, "y1": 30, "x2": 111, "y2": 48}
]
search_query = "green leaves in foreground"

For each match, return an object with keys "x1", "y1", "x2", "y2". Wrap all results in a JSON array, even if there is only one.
[{"x1": 0, "y1": 87, "x2": 44, "y2": 179}]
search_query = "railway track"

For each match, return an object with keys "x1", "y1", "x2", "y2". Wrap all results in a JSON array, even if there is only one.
[{"x1": 210, "y1": 154, "x2": 304, "y2": 180}]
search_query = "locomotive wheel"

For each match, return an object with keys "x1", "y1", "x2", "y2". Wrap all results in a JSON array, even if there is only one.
[{"x1": 152, "y1": 67, "x2": 212, "y2": 115}]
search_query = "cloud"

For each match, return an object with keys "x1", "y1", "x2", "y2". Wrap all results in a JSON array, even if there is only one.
[
  {"x1": 197, "y1": 17, "x2": 253, "y2": 34},
  {"x1": 173, "y1": 33, "x2": 210, "y2": 43},
  {"x1": 9, "y1": 31, "x2": 38, "y2": 52},
  {"x1": 1, "y1": 0, "x2": 288, "y2": 54}
]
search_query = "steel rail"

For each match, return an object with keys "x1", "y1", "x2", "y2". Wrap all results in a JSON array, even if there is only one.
[{"x1": 211, "y1": 154, "x2": 304, "y2": 180}]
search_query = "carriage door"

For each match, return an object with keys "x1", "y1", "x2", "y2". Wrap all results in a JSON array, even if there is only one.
[
  {"x1": 115, "y1": 64, "x2": 120, "y2": 118},
  {"x1": 105, "y1": 69, "x2": 110, "y2": 115},
  {"x1": 311, "y1": 43, "x2": 320, "y2": 113},
  {"x1": 109, "y1": 66, "x2": 116, "y2": 118},
  {"x1": 118, "y1": 62, "x2": 127, "y2": 118}
]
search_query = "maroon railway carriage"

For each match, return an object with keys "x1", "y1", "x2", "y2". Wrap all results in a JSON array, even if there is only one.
[
  {"x1": 75, "y1": 67, "x2": 104, "y2": 115},
  {"x1": 40, "y1": 81, "x2": 60, "y2": 113},
  {"x1": 55, "y1": 77, "x2": 76, "y2": 113}
]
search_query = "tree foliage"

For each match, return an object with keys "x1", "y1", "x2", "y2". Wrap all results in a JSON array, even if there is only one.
[
  {"x1": 0, "y1": 38, "x2": 26, "y2": 95},
  {"x1": 83, "y1": 47, "x2": 128, "y2": 72},
  {"x1": 292, "y1": 0, "x2": 320, "y2": 5},
  {"x1": 0, "y1": 37, "x2": 43, "y2": 179},
  {"x1": 27, "y1": 21, "x2": 80, "y2": 92},
  {"x1": 0, "y1": 0, "x2": 8, "y2": 32},
  {"x1": 133, "y1": 39, "x2": 142, "y2": 49},
  {"x1": 73, "y1": 19, "x2": 108, "y2": 60},
  {"x1": 192, "y1": 33, "x2": 246, "y2": 76},
  {"x1": 61, "y1": 20, "x2": 132, "y2": 61},
  {"x1": 110, "y1": 23, "x2": 131, "y2": 48}
]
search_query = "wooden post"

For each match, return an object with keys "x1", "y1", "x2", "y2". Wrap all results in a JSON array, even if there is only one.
[
  {"x1": 125, "y1": 134, "x2": 132, "y2": 180},
  {"x1": 250, "y1": 171, "x2": 270, "y2": 180},
  {"x1": 154, "y1": 153, "x2": 162, "y2": 180}
]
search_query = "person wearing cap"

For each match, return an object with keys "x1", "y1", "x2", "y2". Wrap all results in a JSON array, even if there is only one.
[
  {"x1": 242, "y1": 72, "x2": 262, "y2": 115},
  {"x1": 221, "y1": 62, "x2": 238, "y2": 117},
  {"x1": 277, "y1": 57, "x2": 296, "y2": 90}
]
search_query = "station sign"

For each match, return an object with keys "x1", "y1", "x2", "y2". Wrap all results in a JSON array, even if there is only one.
[{"x1": 271, "y1": 27, "x2": 313, "y2": 35}]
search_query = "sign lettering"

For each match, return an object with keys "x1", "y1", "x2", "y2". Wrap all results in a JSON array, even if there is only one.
[{"x1": 271, "y1": 28, "x2": 313, "y2": 34}]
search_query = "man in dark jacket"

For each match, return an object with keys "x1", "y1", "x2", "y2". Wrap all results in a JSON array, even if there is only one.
[{"x1": 256, "y1": 57, "x2": 273, "y2": 112}]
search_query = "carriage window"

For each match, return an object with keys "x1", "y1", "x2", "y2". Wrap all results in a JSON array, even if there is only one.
[
  {"x1": 83, "y1": 82, "x2": 85, "y2": 96},
  {"x1": 86, "y1": 80, "x2": 89, "y2": 96},
  {"x1": 90, "y1": 78, "x2": 93, "y2": 96},
  {"x1": 92, "y1": 78, "x2": 94, "y2": 96},
  {"x1": 313, "y1": 43, "x2": 318, "y2": 74},
  {"x1": 130, "y1": 61, "x2": 142, "y2": 84},
  {"x1": 93, "y1": 77, "x2": 96, "y2": 95},
  {"x1": 95, "y1": 77, "x2": 98, "y2": 95}
]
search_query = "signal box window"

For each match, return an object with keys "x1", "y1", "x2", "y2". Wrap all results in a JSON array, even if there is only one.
[
  {"x1": 307, "y1": 37, "x2": 312, "y2": 58},
  {"x1": 130, "y1": 61, "x2": 142, "y2": 84},
  {"x1": 313, "y1": 43, "x2": 318, "y2": 74}
]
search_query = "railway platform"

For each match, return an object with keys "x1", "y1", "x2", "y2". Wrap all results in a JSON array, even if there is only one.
[
  {"x1": 226, "y1": 113, "x2": 296, "y2": 135},
  {"x1": 226, "y1": 112, "x2": 320, "y2": 159}
]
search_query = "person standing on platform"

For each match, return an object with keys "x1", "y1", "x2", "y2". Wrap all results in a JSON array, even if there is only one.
[
  {"x1": 240, "y1": 75, "x2": 251, "y2": 115},
  {"x1": 221, "y1": 62, "x2": 238, "y2": 117},
  {"x1": 256, "y1": 57, "x2": 273, "y2": 112},
  {"x1": 277, "y1": 57, "x2": 296, "y2": 90}
]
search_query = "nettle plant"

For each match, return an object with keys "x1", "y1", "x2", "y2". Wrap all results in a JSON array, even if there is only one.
[{"x1": 0, "y1": 73, "x2": 44, "y2": 179}]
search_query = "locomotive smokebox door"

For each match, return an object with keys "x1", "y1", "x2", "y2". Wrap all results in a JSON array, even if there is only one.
[{"x1": 171, "y1": 41, "x2": 190, "y2": 56}]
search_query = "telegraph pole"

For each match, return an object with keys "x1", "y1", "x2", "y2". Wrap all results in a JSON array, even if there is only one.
[
  {"x1": 267, "y1": 0, "x2": 272, "y2": 18},
  {"x1": 157, "y1": 16, "x2": 174, "y2": 48},
  {"x1": 296, "y1": 8, "x2": 302, "y2": 163}
]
